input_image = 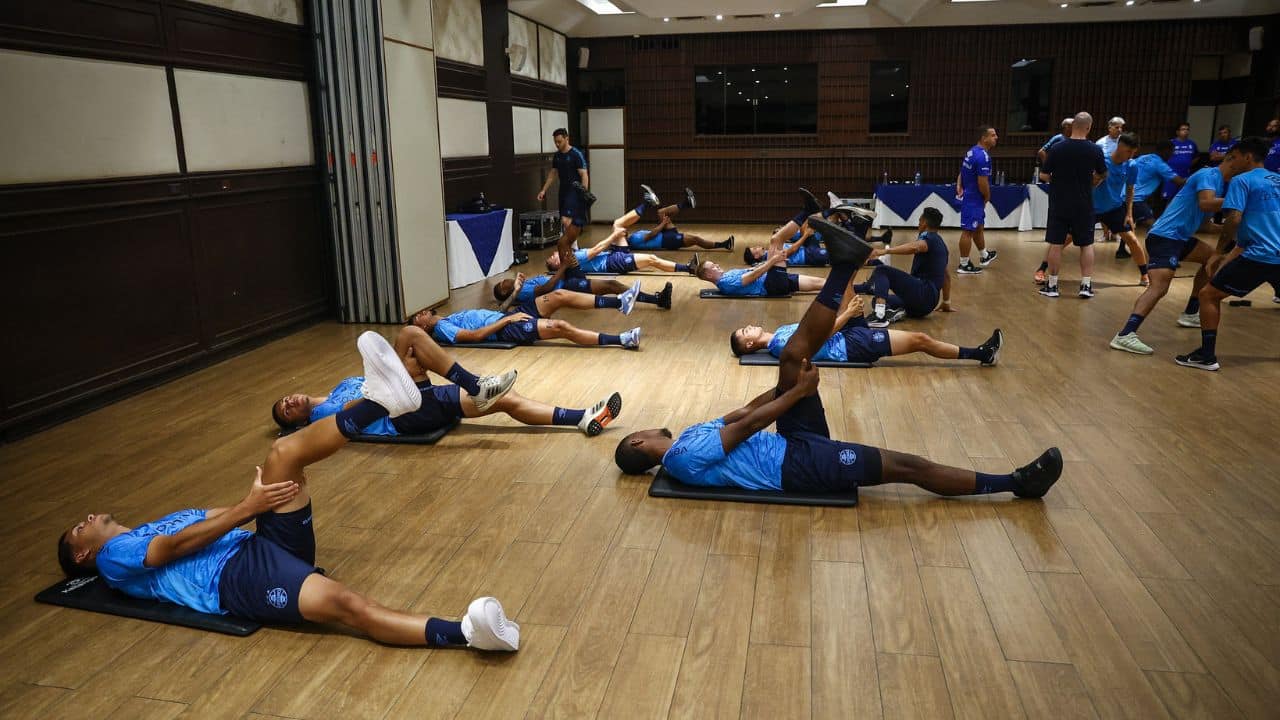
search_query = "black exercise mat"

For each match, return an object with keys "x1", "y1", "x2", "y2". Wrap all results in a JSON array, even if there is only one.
[
  {"x1": 649, "y1": 468, "x2": 858, "y2": 507},
  {"x1": 280, "y1": 418, "x2": 459, "y2": 443},
  {"x1": 438, "y1": 340, "x2": 519, "y2": 349},
  {"x1": 35, "y1": 575, "x2": 261, "y2": 636},
  {"x1": 699, "y1": 289, "x2": 793, "y2": 299},
  {"x1": 739, "y1": 353, "x2": 873, "y2": 368}
]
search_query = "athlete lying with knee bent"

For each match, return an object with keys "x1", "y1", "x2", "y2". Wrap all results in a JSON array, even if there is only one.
[
  {"x1": 58, "y1": 332, "x2": 521, "y2": 650},
  {"x1": 493, "y1": 270, "x2": 672, "y2": 311},
  {"x1": 546, "y1": 236, "x2": 699, "y2": 277},
  {"x1": 617, "y1": 218, "x2": 1060, "y2": 501}
]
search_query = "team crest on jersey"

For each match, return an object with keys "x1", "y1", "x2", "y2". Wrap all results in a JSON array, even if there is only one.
[
  {"x1": 838, "y1": 449, "x2": 858, "y2": 466},
  {"x1": 266, "y1": 587, "x2": 289, "y2": 609},
  {"x1": 872, "y1": 331, "x2": 886, "y2": 343}
]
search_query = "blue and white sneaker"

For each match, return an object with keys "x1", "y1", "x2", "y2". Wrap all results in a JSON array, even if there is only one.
[
  {"x1": 618, "y1": 280, "x2": 640, "y2": 316},
  {"x1": 620, "y1": 327, "x2": 641, "y2": 349},
  {"x1": 641, "y1": 184, "x2": 660, "y2": 207}
]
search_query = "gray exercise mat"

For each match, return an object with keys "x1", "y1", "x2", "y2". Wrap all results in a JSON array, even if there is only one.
[
  {"x1": 649, "y1": 468, "x2": 858, "y2": 506},
  {"x1": 739, "y1": 353, "x2": 873, "y2": 368},
  {"x1": 437, "y1": 340, "x2": 519, "y2": 349},
  {"x1": 699, "y1": 289, "x2": 793, "y2": 299}
]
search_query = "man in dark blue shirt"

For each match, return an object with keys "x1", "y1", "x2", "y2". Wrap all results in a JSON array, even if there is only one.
[
  {"x1": 614, "y1": 218, "x2": 1060, "y2": 502},
  {"x1": 537, "y1": 128, "x2": 591, "y2": 273},
  {"x1": 58, "y1": 332, "x2": 522, "y2": 651},
  {"x1": 1039, "y1": 111, "x2": 1108, "y2": 299},
  {"x1": 853, "y1": 207, "x2": 953, "y2": 326}
]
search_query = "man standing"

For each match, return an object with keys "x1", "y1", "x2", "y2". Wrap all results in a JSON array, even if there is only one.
[
  {"x1": 1040, "y1": 112, "x2": 1108, "y2": 299},
  {"x1": 1096, "y1": 116, "x2": 1125, "y2": 161},
  {"x1": 955, "y1": 125, "x2": 1000, "y2": 274},
  {"x1": 537, "y1": 128, "x2": 590, "y2": 272},
  {"x1": 1093, "y1": 133, "x2": 1150, "y2": 285},
  {"x1": 1265, "y1": 117, "x2": 1280, "y2": 173},
  {"x1": 1166, "y1": 122, "x2": 1199, "y2": 198},
  {"x1": 1208, "y1": 125, "x2": 1236, "y2": 167}
]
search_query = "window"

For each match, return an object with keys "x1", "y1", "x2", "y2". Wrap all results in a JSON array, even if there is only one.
[
  {"x1": 694, "y1": 64, "x2": 817, "y2": 135},
  {"x1": 1008, "y1": 59, "x2": 1053, "y2": 132},
  {"x1": 869, "y1": 61, "x2": 909, "y2": 134}
]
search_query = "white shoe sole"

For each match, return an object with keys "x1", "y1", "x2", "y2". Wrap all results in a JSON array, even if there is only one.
[
  {"x1": 580, "y1": 392, "x2": 623, "y2": 436},
  {"x1": 464, "y1": 597, "x2": 520, "y2": 651},
  {"x1": 1174, "y1": 357, "x2": 1220, "y2": 372},
  {"x1": 1109, "y1": 337, "x2": 1153, "y2": 355},
  {"x1": 356, "y1": 332, "x2": 421, "y2": 416},
  {"x1": 473, "y1": 370, "x2": 518, "y2": 413}
]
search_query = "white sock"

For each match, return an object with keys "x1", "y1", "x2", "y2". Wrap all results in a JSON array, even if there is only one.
[
  {"x1": 875, "y1": 302, "x2": 887, "y2": 317},
  {"x1": 1047, "y1": 275, "x2": 1058, "y2": 286},
  {"x1": 1081, "y1": 276, "x2": 1092, "y2": 285}
]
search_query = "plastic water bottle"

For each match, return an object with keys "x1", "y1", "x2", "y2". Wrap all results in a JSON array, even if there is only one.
[
  {"x1": 1032, "y1": 166, "x2": 1040, "y2": 184},
  {"x1": 881, "y1": 171, "x2": 889, "y2": 186},
  {"x1": 913, "y1": 171, "x2": 922, "y2": 186}
]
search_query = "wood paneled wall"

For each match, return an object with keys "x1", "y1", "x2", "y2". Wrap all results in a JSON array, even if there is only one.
[
  {"x1": 0, "y1": 0, "x2": 327, "y2": 437},
  {"x1": 579, "y1": 16, "x2": 1275, "y2": 222}
]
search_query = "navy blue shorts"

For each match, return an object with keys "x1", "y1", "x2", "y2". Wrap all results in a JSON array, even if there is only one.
[
  {"x1": 1095, "y1": 206, "x2": 1132, "y2": 233},
  {"x1": 559, "y1": 193, "x2": 587, "y2": 228},
  {"x1": 764, "y1": 266, "x2": 800, "y2": 296},
  {"x1": 799, "y1": 239, "x2": 829, "y2": 266},
  {"x1": 776, "y1": 394, "x2": 882, "y2": 495},
  {"x1": 497, "y1": 313, "x2": 540, "y2": 344},
  {"x1": 1145, "y1": 233, "x2": 1199, "y2": 272},
  {"x1": 1211, "y1": 256, "x2": 1280, "y2": 296},
  {"x1": 1045, "y1": 213, "x2": 1094, "y2": 247},
  {"x1": 1132, "y1": 201, "x2": 1155, "y2": 224},
  {"x1": 839, "y1": 323, "x2": 893, "y2": 363},
  {"x1": 960, "y1": 200, "x2": 985, "y2": 231},
  {"x1": 562, "y1": 276, "x2": 592, "y2": 293},
  {"x1": 869, "y1": 265, "x2": 940, "y2": 317},
  {"x1": 604, "y1": 251, "x2": 638, "y2": 274},
  {"x1": 392, "y1": 383, "x2": 464, "y2": 434},
  {"x1": 218, "y1": 503, "x2": 318, "y2": 624}
]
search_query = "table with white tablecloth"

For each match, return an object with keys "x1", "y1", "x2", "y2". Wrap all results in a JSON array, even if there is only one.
[
  {"x1": 445, "y1": 208, "x2": 514, "y2": 289},
  {"x1": 873, "y1": 183, "x2": 1049, "y2": 231}
]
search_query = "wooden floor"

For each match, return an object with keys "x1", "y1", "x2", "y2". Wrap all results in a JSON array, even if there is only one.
[{"x1": 3, "y1": 225, "x2": 1279, "y2": 720}]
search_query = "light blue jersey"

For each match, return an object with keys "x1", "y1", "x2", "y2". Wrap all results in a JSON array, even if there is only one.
[
  {"x1": 766, "y1": 323, "x2": 846, "y2": 362},
  {"x1": 309, "y1": 376, "x2": 398, "y2": 436},
  {"x1": 663, "y1": 419, "x2": 785, "y2": 490},
  {"x1": 97, "y1": 509, "x2": 251, "y2": 615},
  {"x1": 1093, "y1": 155, "x2": 1136, "y2": 213},
  {"x1": 574, "y1": 249, "x2": 610, "y2": 274},
  {"x1": 1149, "y1": 168, "x2": 1222, "y2": 241},
  {"x1": 432, "y1": 309, "x2": 506, "y2": 344},
  {"x1": 715, "y1": 268, "x2": 766, "y2": 296},
  {"x1": 1223, "y1": 167, "x2": 1280, "y2": 264},
  {"x1": 1133, "y1": 154, "x2": 1178, "y2": 202},
  {"x1": 1041, "y1": 133, "x2": 1066, "y2": 153},
  {"x1": 516, "y1": 275, "x2": 557, "y2": 303}
]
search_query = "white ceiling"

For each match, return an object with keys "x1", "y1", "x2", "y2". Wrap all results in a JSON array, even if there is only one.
[{"x1": 508, "y1": 0, "x2": 1277, "y2": 37}]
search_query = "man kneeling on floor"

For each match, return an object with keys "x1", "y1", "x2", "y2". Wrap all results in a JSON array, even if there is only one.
[
  {"x1": 731, "y1": 293, "x2": 1001, "y2": 366},
  {"x1": 616, "y1": 218, "x2": 1061, "y2": 501},
  {"x1": 58, "y1": 332, "x2": 521, "y2": 650},
  {"x1": 273, "y1": 325, "x2": 623, "y2": 437}
]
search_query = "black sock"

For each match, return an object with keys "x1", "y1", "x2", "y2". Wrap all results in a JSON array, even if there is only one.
[
  {"x1": 958, "y1": 346, "x2": 980, "y2": 360},
  {"x1": 335, "y1": 400, "x2": 390, "y2": 438},
  {"x1": 445, "y1": 363, "x2": 480, "y2": 395},
  {"x1": 816, "y1": 263, "x2": 857, "y2": 311},
  {"x1": 425, "y1": 618, "x2": 467, "y2": 647},
  {"x1": 679, "y1": 198, "x2": 692, "y2": 210},
  {"x1": 1199, "y1": 329, "x2": 1217, "y2": 355},
  {"x1": 1121, "y1": 313, "x2": 1145, "y2": 336},
  {"x1": 675, "y1": 263, "x2": 691, "y2": 273},
  {"x1": 717, "y1": 239, "x2": 731, "y2": 248},
  {"x1": 1038, "y1": 261, "x2": 1049, "y2": 272},
  {"x1": 599, "y1": 333, "x2": 622, "y2": 345},
  {"x1": 1138, "y1": 263, "x2": 1149, "y2": 275},
  {"x1": 595, "y1": 296, "x2": 622, "y2": 309},
  {"x1": 637, "y1": 291, "x2": 659, "y2": 304},
  {"x1": 1184, "y1": 296, "x2": 1200, "y2": 314},
  {"x1": 792, "y1": 211, "x2": 808, "y2": 226},
  {"x1": 973, "y1": 471, "x2": 1015, "y2": 494}
]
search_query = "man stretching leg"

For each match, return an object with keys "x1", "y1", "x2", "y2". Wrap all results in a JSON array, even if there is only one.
[
  {"x1": 58, "y1": 332, "x2": 521, "y2": 651},
  {"x1": 615, "y1": 218, "x2": 1061, "y2": 500},
  {"x1": 855, "y1": 207, "x2": 953, "y2": 326}
]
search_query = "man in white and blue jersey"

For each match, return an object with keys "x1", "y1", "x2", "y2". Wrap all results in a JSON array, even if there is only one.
[
  {"x1": 695, "y1": 253, "x2": 828, "y2": 297},
  {"x1": 59, "y1": 332, "x2": 522, "y2": 652},
  {"x1": 1178, "y1": 138, "x2": 1280, "y2": 371},
  {"x1": 615, "y1": 218, "x2": 1061, "y2": 502},
  {"x1": 414, "y1": 299, "x2": 641, "y2": 350},
  {"x1": 1109, "y1": 155, "x2": 1235, "y2": 356},
  {"x1": 1037, "y1": 117, "x2": 1073, "y2": 165},
  {"x1": 1093, "y1": 132, "x2": 1151, "y2": 285},
  {"x1": 537, "y1": 128, "x2": 591, "y2": 274},
  {"x1": 272, "y1": 325, "x2": 623, "y2": 438},
  {"x1": 1096, "y1": 116, "x2": 1125, "y2": 162},
  {"x1": 493, "y1": 270, "x2": 673, "y2": 311},
  {"x1": 730, "y1": 291, "x2": 1002, "y2": 367},
  {"x1": 955, "y1": 125, "x2": 1000, "y2": 274}
]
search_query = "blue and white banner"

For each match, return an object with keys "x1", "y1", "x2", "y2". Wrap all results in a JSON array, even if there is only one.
[{"x1": 446, "y1": 209, "x2": 514, "y2": 289}]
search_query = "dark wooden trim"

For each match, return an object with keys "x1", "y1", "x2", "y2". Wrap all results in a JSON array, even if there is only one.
[
  {"x1": 442, "y1": 156, "x2": 495, "y2": 182},
  {"x1": 165, "y1": 65, "x2": 188, "y2": 173},
  {"x1": 437, "y1": 57, "x2": 488, "y2": 101},
  {"x1": 511, "y1": 75, "x2": 568, "y2": 109}
]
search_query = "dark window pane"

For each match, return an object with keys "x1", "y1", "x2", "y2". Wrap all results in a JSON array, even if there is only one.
[
  {"x1": 577, "y1": 69, "x2": 625, "y2": 107},
  {"x1": 870, "y1": 61, "x2": 909, "y2": 134},
  {"x1": 1008, "y1": 59, "x2": 1053, "y2": 132},
  {"x1": 695, "y1": 64, "x2": 816, "y2": 135}
]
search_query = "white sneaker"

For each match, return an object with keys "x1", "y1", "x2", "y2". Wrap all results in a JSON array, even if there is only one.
[
  {"x1": 460, "y1": 597, "x2": 519, "y2": 651},
  {"x1": 827, "y1": 190, "x2": 842, "y2": 208},
  {"x1": 1176, "y1": 312, "x2": 1201, "y2": 328},
  {"x1": 356, "y1": 331, "x2": 421, "y2": 417},
  {"x1": 885, "y1": 308, "x2": 907, "y2": 324},
  {"x1": 619, "y1": 280, "x2": 640, "y2": 316},
  {"x1": 472, "y1": 370, "x2": 518, "y2": 413},
  {"x1": 1273, "y1": 295, "x2": 1279, "y2": 304},
  {"x1": 641, "y1": 184, "x2": 660, "y2": 207},
  {"x1": 579, "y1": 392, "x2": 622, "y2": 436},
  {"x1": 620, "y1": 327, "x2": 641, "y2": 349},
  {"x1": 1110, "y1": 333, "x2": 1154, "y2": 355}
]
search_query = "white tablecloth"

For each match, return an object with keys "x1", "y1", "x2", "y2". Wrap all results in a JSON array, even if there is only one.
[
  {"x1": 446, "y1": 209, "x2": 514, "y2": 289},
  {"x1": 872, "y1": 185, "x2": 1049, "y2": 231}
]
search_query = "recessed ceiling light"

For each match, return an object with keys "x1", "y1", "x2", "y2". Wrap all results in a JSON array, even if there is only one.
[
  {"x1": 773, "y1": 12, "x2": 782, "y2": 18},
  {"x1": 574, "y1": 0, "x2": 634, "y2": 15},
  {"x1": 663, "y1": 17, "x2": 670, "y2": 22},
  {"x1": 1059, "y1": 2, "x2": 1067, "y2": 6},
  {"x1": 755, "y1": 80, "x2": 760, "y2": 83},
  {"x1": 816, "y1": 0, "x2": 869, "y2": 7},
  {"x1": 715, "y1": 14, "x2": 724, "y2": 20},
  {"x1": 1125, "y1": 0, "x2": 1133, "y2": 5}
]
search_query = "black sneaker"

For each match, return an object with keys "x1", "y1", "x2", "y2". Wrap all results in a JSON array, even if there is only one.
[
  {"x1": 687, "y1": 252, "x2": 700, "y2": 275},
  {"x1": 572, "y1": 180, "x2": 597, "y2": 205},
  {"x1": 1039, "y1": 283, "x2": 1060, "y2": 298},
  {"x1": 723, "y1": 235, "x2": 735, "y2": 251},
  {"x1": 799, "y1": 187, "x2": 821, "y2": 217},
  {"x1": 1174, "y1": 349, "x2": 1220, "y2": 371},
  {"x1": 640, "y1": 184, "x2": 659, "y2": 207},
  {"x1": 878, "y1": 228, "x2": 893, "y2": 245},
  {"x1": 1012, "y1": 448, "x2": 1063, "y2": 499},
  {"x1": 656, "y1": 282, "x2": 673, "y2": 309},
  {"x1": 979, "y1": 328, "x2": 1003, "y2": 366},
  {"x1": 1115, "y1": 246, "x2": 1131, "y2": 260},
  {"x1": 807, "y1": 218, "x2": 872, "y2": 268},
  {"x1": 957, "y1": 261, "x2": 983, "y2": 275},
  {"x1": 685, "y1": 187, "x2": 697, "y2": 209},
  {"x1": 1078, "y1": 282, "x2": 1094, "y2": 299},
  {"x1": 980, "y1": 249, "x2": 999, "y2": 266}
]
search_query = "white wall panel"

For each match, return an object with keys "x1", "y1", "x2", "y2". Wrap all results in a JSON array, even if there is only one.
[
  {"x1": 0, "y1": 50, "x2": 179, "y2": 184},
  {"x1": 384, "y1": 40, "x2": 449, "y2": 315},
  {"x1": 513, "y1": 106, "x2": 542, "y2": 155},
  {"x1": 508, "y1": 13, "x2": 539, "y2": 79},
  {"x1": 1216, "y1": 103, "x2": 1246, "y2": 140},
  {"x1": 1185, "y1": 106, "x2": 1216, "y2": 148},
  {"x1": 587, "y1": 107, "x2": 624, "y2": 146},
  {"x1": 540, "y1": 109, "x2": 568, "y2": 152},
  {"x1": 438, "y1": 98, "x2": 490, "y2": 158},
  {"x1": 434, "y1": 0, "x2": 483, "y2": 66},
  {"x1": 538, "y1": 25, "x2": 566, "y2": 86},
  {"x1": 184, "y1": 0, "x2": 303, "y2": 25},
  {"x1": 175, "y1": 69, "x2": 313, "y2": 172},
  {"x1": 590, "y1": 148, "x2": 624, "y2": 221},
  {"x1": 382, "y1": 0, "x2": 434, "y2": 49}
]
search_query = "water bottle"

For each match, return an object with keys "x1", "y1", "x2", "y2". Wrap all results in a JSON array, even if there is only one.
[
  {"x1": 1032, "y1": 166, "x2": 1040, "y2": 184},
  {"x1": 881, "y1": 170, "x2": 889, "y2": 186},
  {"x1": 913, "y1": 171, "x2": 921, "y2": 186}
]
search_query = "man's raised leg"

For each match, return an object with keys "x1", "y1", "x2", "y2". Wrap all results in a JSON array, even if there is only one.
[{"x1": 395, "y1": 325, "x2": 517, "y2": 409}]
